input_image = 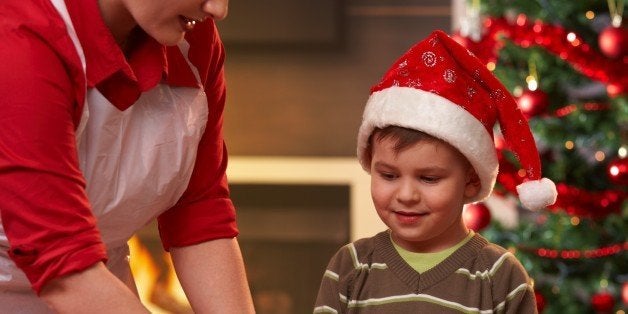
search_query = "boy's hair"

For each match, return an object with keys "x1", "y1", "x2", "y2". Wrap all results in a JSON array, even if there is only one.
[{"x1": 363, "y1": 125, "x2": 471, "y2": 170}]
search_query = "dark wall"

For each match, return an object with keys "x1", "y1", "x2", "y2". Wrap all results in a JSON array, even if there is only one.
[{"x1": 218, "y1": 0, "x2": 452, "y2": 156}]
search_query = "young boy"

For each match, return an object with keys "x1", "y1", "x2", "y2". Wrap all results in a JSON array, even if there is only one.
[{"x1": 314, "y1": 30, "x2": 557, "y2": 313}]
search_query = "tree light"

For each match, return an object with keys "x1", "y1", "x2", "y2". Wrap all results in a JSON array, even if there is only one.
[
  {"x1": 527, "y1": 78, "x2": 538, "y2": 91},
  {"x1": 567, "y1": 32, "x2": 581, "y2": 47},
  {"x1": 565, "y1": 141, "x2": 574, "y2": 150},
  {"x1": 610, "y1": 165, "x2": 619, "y2": 176}
]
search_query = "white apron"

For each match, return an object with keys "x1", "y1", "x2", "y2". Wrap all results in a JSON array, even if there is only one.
[{"x1": 0, "y1": 0, "x2": 209, "y2": 311}]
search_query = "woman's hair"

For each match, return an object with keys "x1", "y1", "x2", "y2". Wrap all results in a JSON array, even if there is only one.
[{"x1": 363, "y1": 125, "x2": 471, "y2": 169}]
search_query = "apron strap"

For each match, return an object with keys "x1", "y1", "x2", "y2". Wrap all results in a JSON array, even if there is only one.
[
  {"x1": 177, "y1": 40, "x2": 203, "y2": 85},
  {"x1": 49, "y1": 0, "x2": 86, "y2": 72},
  {"x1": 48, "y1": 0, "x2": 89, "y2": 142}
]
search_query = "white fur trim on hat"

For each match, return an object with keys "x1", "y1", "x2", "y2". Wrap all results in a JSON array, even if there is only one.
[
  {"x1": 357, "y1": 86, "x2": 498, "y2": 203},
  {"x1": 516, "y1": 178, "x2": 558, "y2": 211}
]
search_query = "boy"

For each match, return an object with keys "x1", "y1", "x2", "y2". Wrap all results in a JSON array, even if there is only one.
[{"x1": 313, "y1": 30, "x2": 557, "y2": 313}]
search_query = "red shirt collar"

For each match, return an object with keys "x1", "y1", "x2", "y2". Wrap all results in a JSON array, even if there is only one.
[{"x1": 65, "y1": 0, "x2": 198, "y2": 110}]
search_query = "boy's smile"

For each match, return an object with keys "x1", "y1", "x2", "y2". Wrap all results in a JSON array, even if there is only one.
[
  {"x1": 393, "y1": 210, "x2": 428, "y2": 225},
  {"x1": 370, "y1": 135, "x2": 480, "y2": 253}
]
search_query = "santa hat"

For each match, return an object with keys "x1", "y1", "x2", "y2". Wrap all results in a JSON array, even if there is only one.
[{"x1": 357, "y1": 30, "x2": 557, "y2": 211}]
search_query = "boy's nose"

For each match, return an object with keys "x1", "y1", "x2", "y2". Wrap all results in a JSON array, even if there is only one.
[
  {"x1": 202, "y1": 0, "x2": 229, "y2": 20},
  {"x1": 396, "y1": 181, "x2": 419, "y2": 204}
]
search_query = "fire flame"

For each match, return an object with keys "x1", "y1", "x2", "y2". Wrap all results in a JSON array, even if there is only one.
[{"x1": 128, "y1": 236, "x2": 192, "y2": 313}]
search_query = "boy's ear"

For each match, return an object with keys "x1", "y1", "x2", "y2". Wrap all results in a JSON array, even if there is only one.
[{"x1": 464, "y1": 168, "x2": 482, "y2": 199}]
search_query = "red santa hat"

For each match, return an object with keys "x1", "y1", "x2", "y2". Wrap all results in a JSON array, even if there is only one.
[{"x1": 357, "y1": 30, "x2": 557, "y2": 211}]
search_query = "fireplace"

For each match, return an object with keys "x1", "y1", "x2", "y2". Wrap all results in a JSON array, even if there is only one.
[
  {"x1": 227, "y1": 156, "x2": 383, "y2": 312},
  {"x1": 129, "y1": 157, "x2": 384, "y2": 313},
  {"x1": 233, "y1": 183, "x2": 349, "y2": 313}
]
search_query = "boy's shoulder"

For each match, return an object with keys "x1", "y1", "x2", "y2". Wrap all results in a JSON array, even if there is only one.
[
  {"x1": 352, "y1": 230, "x2": 388, "y2": 251},
  {"x1": 337, "y1": 231, "x2": 385, "y2": 255},
  {"x1": 327, "y1": 231, "x2": 389, "y2": 269},
  {"x1": 475, "y1": 236, "x2": 510, "y2": 259},
  {"x1": 465, "y1": 234, "x2": 530, "y2": 279}
]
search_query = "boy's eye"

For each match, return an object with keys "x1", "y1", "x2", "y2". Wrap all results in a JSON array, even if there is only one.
[
  {"x1": 378, "y1": 172, "x2": 397, "y2": 180},
  {"x1": 421, "y1": 176, "x2": 440, "y2": 183}
]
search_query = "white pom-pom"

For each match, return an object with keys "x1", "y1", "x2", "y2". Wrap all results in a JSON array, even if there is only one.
[{"x1": 516, "y1": 178, "x2": 557, "y2": 211}]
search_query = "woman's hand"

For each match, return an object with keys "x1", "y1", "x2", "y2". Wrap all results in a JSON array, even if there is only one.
[{"x1": 40, "y1": 262, "x2": 149, "y2": 313}]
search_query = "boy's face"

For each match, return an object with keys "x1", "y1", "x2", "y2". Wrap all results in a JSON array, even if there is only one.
[{"x1": 370, "y1": 136, "x2": 480, "y2": 253}]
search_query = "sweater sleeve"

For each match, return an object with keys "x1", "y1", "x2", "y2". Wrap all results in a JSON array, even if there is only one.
[
  {"x1": 0, "y1": 8, "x2": 106, "y2": 294},
  {"x1": 491, "y1": 253, "x2": 538, "y2": 314},
  {"x1": 157, "y1": 20, "x2": 238, "y2": 249},
  {"x1": 314, "y1": 244, "x2": 355, "y2": 313}
]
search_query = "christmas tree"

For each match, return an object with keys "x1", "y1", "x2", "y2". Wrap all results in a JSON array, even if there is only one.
[{"x1": 453, "y1": 0, "x2": 627, "y2": 313}]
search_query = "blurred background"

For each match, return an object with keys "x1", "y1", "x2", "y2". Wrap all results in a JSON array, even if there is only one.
[
  {"x1": 221, "y1": 0, "x2": 451, "y2": 157},
  {"x1": 131, "y1": 0, "x2": 627, "y2": 313}
]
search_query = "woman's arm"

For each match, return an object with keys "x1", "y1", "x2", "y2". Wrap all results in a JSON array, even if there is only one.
[
  {"x1": 170, "y1": 237, "x2": 254, "y2": 313},
  {"x1": 40, "y1": 262, "x2": 149, "y2": 313},
  {"x1": 0, "y1": 7, "x2": 110, "y2": 294}
]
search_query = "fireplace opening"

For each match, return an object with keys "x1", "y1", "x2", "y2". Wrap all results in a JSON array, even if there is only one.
[
  {"x1": 130, "y1": 183, "x2": 350, "y2": 313},
  {"x1": 232, "y1": 183, "x2": 350, "y2": 314}
]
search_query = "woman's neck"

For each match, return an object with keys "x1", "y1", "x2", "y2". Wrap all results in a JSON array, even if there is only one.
[{"x1": 97, "y1": 0, "x2": 137, "y2": 48}]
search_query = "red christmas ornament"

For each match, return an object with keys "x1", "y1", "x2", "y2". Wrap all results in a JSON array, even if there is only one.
[
  {"x1": 463, "y1": 203, "x2": 491, "y2": 232},
  {"x1": 591, "y1": 291, "x2": 615, "y2": 313},
  {"x1": 607, "y1": 157, "x2": 628, "y2": 185},
  {"x1": 598, "y1": 26, "x2": 628, "y2": 59},
  {"x1": 534, "y1": 289, "x2": 546, "y2": 313},
  {"x1": 606, "y1": 82, "x2": 626, "y2": 98},
  {"x1": 517, "y1": 89, "x2": 549, "y2": 118}
]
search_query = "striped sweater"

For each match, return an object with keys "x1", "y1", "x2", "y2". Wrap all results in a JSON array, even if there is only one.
[{"x1": 314, "y1": 231, "x2": 537, "y2": 313}]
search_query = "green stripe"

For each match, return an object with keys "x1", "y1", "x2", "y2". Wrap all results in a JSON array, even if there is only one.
[
  {"x1": 348, "y1": 244, "x2": 360, "y2": 269},
  {"x1": 343, "y1": 293, "x2": 495, "y2": 313},
  {"x1": 323, "y1": 270, "x2": 339, "y2": 281},
  {"x1": 347, "y1": 243, "x2": 388, "y2": 271},
  {"x1": 340, "y1": 283, "x2": 532, "y2": 313},
  {"x1": 494, "y1": 283, "x2": 532, "y2": 313},
  {"x1": 313, "y1": 305, "x2": 338, "y2": 314},
  {"x1": 455, "y1": 252, "x2": 512, "y2": 280}
]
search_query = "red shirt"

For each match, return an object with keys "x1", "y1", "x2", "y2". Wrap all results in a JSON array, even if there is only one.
[{"x1": 0, "y1": 0, "x2": 237, "y2": 293}]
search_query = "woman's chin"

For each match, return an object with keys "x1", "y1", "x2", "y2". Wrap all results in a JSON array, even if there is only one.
[
  {"x1": 159, "y1": 33, "x2": 186, "y2": 46},
  {"x1": 147, "y1": 28, "x2": 186, "y2": 46}
]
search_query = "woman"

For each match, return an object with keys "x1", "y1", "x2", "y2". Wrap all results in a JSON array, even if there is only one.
[{"x1": 0, "y1": 0, "x2": 255, "y2": 312}]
